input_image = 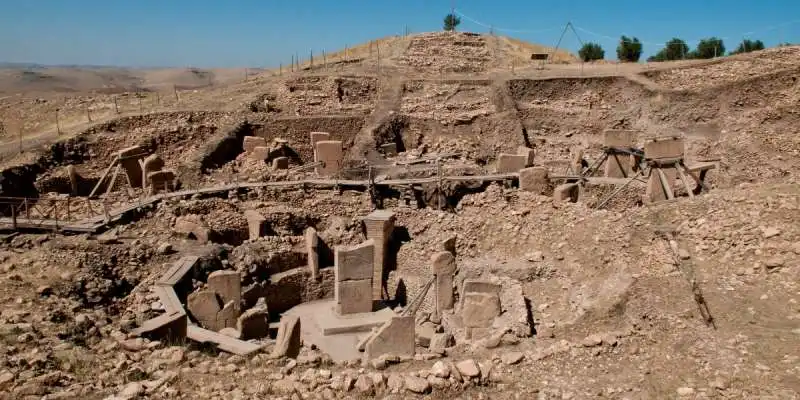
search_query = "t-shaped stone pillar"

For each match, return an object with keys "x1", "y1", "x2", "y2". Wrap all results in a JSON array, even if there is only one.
[
  {"x1": 603, "y1": 130, "x2": 638, "y2": 178},
  {"x1": 364, "y1": 210, "x2": 395, "y2": 300},
  {"x1": 309, "y1": 131, "x2": 331, "y2": 160},
  {"x1": 116, "y1": 146, "x2": 146, "y2": 188},
  {"x1": 315, "y1": 140, "x2": 343, "y2": 176}
]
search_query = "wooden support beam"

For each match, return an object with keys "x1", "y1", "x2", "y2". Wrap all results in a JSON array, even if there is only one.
[
  {"x1": 89, "y1": 157, "x2": 119, "y2": 198},
  {"x1": 105, "y1": 164, "x2": 122, "y2": 197},
  {"x1": 675, "y1": 163, "x2": 695, "y2": 198},
  {"x1": 656, "y1": 168, "x2": 675, "y2": 200}
]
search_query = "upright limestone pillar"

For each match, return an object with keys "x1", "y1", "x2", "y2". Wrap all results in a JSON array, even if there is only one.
[
  {"x1": 364, "y1": 210, "x2": 395, "y2": 300},
  {"x1": 431, "y1": 251, "x2": 456, "y2": 315}
]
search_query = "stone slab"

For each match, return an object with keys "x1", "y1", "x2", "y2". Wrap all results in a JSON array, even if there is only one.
[
  {"x1": 250, "y1": 146, "x2": 270, "y2": 161},
  {"x1": 147, "y1": 170, "x2": 176, "y2": 194},
  {"x1": 519, "y1": 166, "x2": 549, "y2": 194},
  {"x1": 157, "y1": 256, "x2": 199, "y2": 287},
  {"x1": 208, "y1": 270, "x2": 241, "y2": 307},
  {"x1": 131, "y1": 311, "x2": 187, "y2": 342},
  {"x1": 186, "y1": 325, "x2": 261, "y2": 356},
  {"x1": 462, "y1": 292, "x2": 501, "y2": 328},
  {"x1": 244, "y1": 210, "x2": 267, "y2": 240},
  {"x1": 462, "y1": 280, "x2": 501, "y2": 296},
  {"x1": 272, "y1": 156, "x2": 289, "y2": 169},
  {"x1": 517, "y1": 146, "x2": 535, "y2": 167},
  {"x1": 553, "y1": 183, "x2": 580, "y2": 203},
  {"x1": 336, "y1": 279, "x2": 373, "y2": 315},
  {"x1": 153, "y1": 285, "x2": 183, "y2": 315},
  {"x1": 216, "y1": 300, "x2": 240, "y2": 330},
  {"x1": 313, "y1": 302, "x2": 396, "y2": 336},
  {"x1": 603, "y1": 130, "x2": 638, "y2": 148},
  {"x1": 644, "y1": 136, "x2": 684, "y2": 161},
  {"x1": 283, "y1": 299, "x2": 381, "y2": 362},
  {"x1": 364, "y1": 315, "x2": 415, "y2": 360},
  {"x1": 310, "y1": 132, "x2": 331, "y2": 147},
  {"x1": 272, "y1": 315, "x2": 302, "y2": 358},
  {"x1": 334, "y1": 240, "x2": 375, "y2": 281},
  {"x1": 496, "y1": 154, "x2": 528, "y2": 173},
  {"x1": 237, "y1": 307, "x2": 269, "y2": 340},
  {"x1": 243, "y1": 136, "x2": 267, "y2": 152},
  {"x1": 187, "y1": 289, "x2": 221, "y2": 329},
  {"x1": 315, "y1": 140, "x2": 343, "y2": 176}
]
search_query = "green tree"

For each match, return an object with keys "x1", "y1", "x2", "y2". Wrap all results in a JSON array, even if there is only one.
[
  {"x1": 648, "y1": 38, "x2": 689, "y2": 62},
  {"x1": 617, "y1": 36, "x2": 643, "y2": 62},
  {"x1": 443, "y1": 14, "x2": 461, "y2": 31},
  {"x1": 578, "y1": 42, "x2": 605, "y2": 62},
  {"x1": 690, "y1": 37, "x2": 725, "y2": 59},
  {"x1": 730, "y1": 39, "x2": 766, "y2": 54}
]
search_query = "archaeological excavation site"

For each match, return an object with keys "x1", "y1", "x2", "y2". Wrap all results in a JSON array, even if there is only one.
[{"x1": 0, "y1": 31, "x2": 798, "y2": 399}]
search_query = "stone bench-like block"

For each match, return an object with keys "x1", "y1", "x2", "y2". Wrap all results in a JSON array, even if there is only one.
[
  {"x1": 364, "y1": 315, "x2": 415, "y2": 360},
  {"x1": 519, "y1": 166, "x2": 549, "y2": 194},
  {"x1": 243, "y1": 136, "x2": 267, "y2": 153},
  {"x1": 496, "y1": 153, "x2": 528, "y2": 173}
]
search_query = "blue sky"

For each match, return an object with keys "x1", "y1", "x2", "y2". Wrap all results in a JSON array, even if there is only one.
[{"x1": 0, "y1": 0, "x2": 797, "y2": 67}]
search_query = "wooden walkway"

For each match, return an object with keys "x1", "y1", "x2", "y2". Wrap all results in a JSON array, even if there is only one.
[{"x1": 0, "y1": 172, "x2": 519, "y2": 233}]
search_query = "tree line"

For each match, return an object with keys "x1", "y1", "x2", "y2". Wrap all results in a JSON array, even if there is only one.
[
  {"x1": 578, "y1": 36, "x2": 772, "y2": 62},
  {"x1": 437, "y1": 14, "x2": 782, "y2": 64}
]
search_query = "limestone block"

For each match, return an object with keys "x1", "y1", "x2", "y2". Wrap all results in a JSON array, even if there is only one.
[
  {"x1": 305, "y1": 227, "x2": 319, "y2": 280},
  {"x1": 429, "y1": 332, "x2": 455, "y2": 355},
  {"x1": 335, "y1": 279, "x2": 373, "y2": 315},
  {"x1": 334, "y1": 240, "x2": 375, "y2": 281},
  {"x1": 431, "y1": 252, "x2": 456, "y2": 312},
  {"x1": 115, "y1": 145, "x2": 146, "y2": 188},
  {"x1": 603, "y1": 130, "x2": 637, "y2": 178},
  {"x1": 272, "y1": 315, "x2": 301, "y2": 359},
  {"x1": 272, "y1": 156, "x2": 289, "y2": 170},
  {"x1": 309, "y1": 131, "x2": 331, "y2": 147},
  {"x1": 364, "y1": 316, "x2": 415, "y2": 360},
  {"x1": 250, "y1": 146, "x2": 270, "y2": 161},
  {"x1": 462, "y1": 280, "x2": 501, "y2": 296},
  {"x1": 131, "y1": 311, "x2": 187, "y2": 343},
  {"x1": 364, "y1": 211, "x2": 395, "y2": 300},
  {"x1": 553, "y1": 183, "x2": 580, "y2": 203},
  {"x1": 415, "y1": 322, "x2": 437, "y2": 347},
  {"x1": 236, "y1": 306, "x2": 269, "y2": 340},
  {"x1": 216, "y1": 300, "x2": 240, "y2": 330},
  {"x1": 244, "y1": 210, "x2": 267, "y2": 240},
  {"x1": 381, "y1": 143, "x2": 398, "y2": 156},
  {"x1": 315, "y1": 140, "x2": 343, "y2": 176},
  {"x1": 187, "y1": 290, "x2": 221, "y2": 328},
  {"x1": 518, "y1": 167, "x2": 549, "y2": 194},
  {"x1": 603, "y1": 130, "x2": 638, "y2": 148},
  {"x1": 644, "y1": 136, "x2": 684, "y2": 161},
  {"x1": 141, "y1": 154, "x2": 165, "y2": 188},
  {"x1": 462, "y1": 292, "x2": 501, "y2": 328},
  {"x1": 208, "y1": 270, "x2": 242, "y2": 307},
  {"x1": 174, "y1": 217, "x2": 210, "y2": 243},
  {"x1": 243, "y1": 136, "x2": 267, "y2": 153},
  {"x1": 496, "y1": 154, "x2": 527, "y2": 173},
  {"x1": 517, "y1": 146, "x2": 535, "y2": 167},
  {"x1": 148, "y1": 170, "x2": 175, "y2": 194}
]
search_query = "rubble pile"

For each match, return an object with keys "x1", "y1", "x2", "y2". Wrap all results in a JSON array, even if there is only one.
[{"x1": 399, "y1": 32, "x2": 493, "y2": 73}]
